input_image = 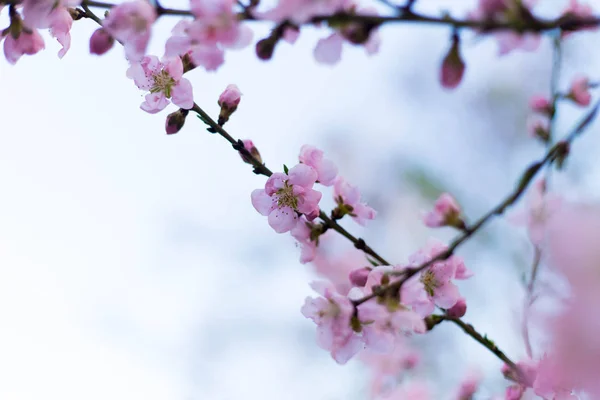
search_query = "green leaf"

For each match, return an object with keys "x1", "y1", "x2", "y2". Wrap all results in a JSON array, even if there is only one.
[{"x1": 283, "y1": 164, "x2": 289, "y2": 174}]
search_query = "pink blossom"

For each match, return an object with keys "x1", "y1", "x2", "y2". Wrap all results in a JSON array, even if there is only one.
[
  {"x1": 251, "y1": 164, "x2": 322, "y2": 233},
  {"x1": 348, "y1": 267, "x2": 371, "y2": 287},
  {"x1": 282, "y1": 26, "x2": 300, "y2": 44},
  {"x1": 103, "y1": 1, "x2": 156, "y2": 62},
  {"x1": 333, "y1": 177, "x2": 376, "y2": 225},
  {"x1": 290, "y1": 216, "x2": 318, "y2": 263},
  {"x1": 440, "y1": 35, "x2": 465, "y2": 90},
  {"x1": 533, "y1": 356, "x2": 577, "y2": 400},
  {"x1": 127, "y1": 56, "x2": 194, "y2": 113},
  {"x1": 311, "y1": 249, "x2": 368, "y2": 296},
  {"x1": 530, "y1": 95, "x2": 553, "y2": 115},
  {"x1": 165, "y1": 109, "x2": 189, "y2": 135},
  {"x1": 261, "y1": 0, "x2": 349, "y2": 24},
  {"x1": 423, "y1": 193, "x2": 464, "y2": 229},
  {"x1": 301, "y1": 281, "x2": 363, "y2": 364},
  {"x1": 218, "y1": 84, "x2": 242, "y2": 109},
  {"x1": 298, "y1": 145, "x2": 338, "y2": 186},
  {"x1": 504, "y1": 385, "x2": 525, "y2": 400},
  {"x1": 3, "y1": 30, "x2": 45, "y2": 64},
  {"x1": 509, "y1": 179, "x2": 561, "y2": 245},
  {"x1": 446, "y1": 297, "x2": 467, "y2": 318},
  {"x1": 164, "y1": 0, "x2": 252, "y2": 71},
  {"x1": 568, "y1": 76, "x2": 592, "y2": 106},
  {"x1": 314, "y1": 33, "x2": 344, "y2": 65},
  {"x1": 495, "y1": 31, "x2": 540, "y2": 56},
  {"x1": 404, "y1": 240, "x2": 470, "y2": 311},
  {"x1": 238, "y1": 139, "x2": 262, "y2": 165},
  {"x1": 89, "y1": 28, "x2": 115, "y2": 56},
  {"x1": 454, "y1": 370, "x2": 482, "y2": 400}
]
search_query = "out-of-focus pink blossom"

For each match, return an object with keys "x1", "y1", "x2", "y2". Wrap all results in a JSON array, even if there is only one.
[
  {"x1": 218, "y1": 84, "x2": 242, "y2": 109},
  {"x1": 290, "y1": 216, "x2": 318, "y2": 263},
  {"x1": 446, "y1": 297, "x2": 467, "y2": 318},
  {"x1": 423, "y1": 193, "x2": 464, "y2": 229},
  {"x1": 89, "y1": 28, "x2": 115, "y2": 56},
  {"x1": 301, "y1": 281, "x2": 363, "y2": 364},
  {"x1": 530, "y1": 95, "x2": 553, "y2": 115},
  {"x1": 568, "y1": 76, "x2": 592, "y2": 106},
  {"x1": 311, "y1": 249, "x2": 368, "y2": 295},
  {"x1": 127, "y1": 56, "x2": 194, "y2": 113},
  {"x1": 251, "y1": 164, "x2": 322, "y2": 233},
  {"x1": 298, "y1": 145, "x2": 338, "y2": 186},
  {"x1": 333, "y1": 177, "x2": 376, "y2": 225},
  {"x1": 3, "y1": 29, "x2": 45, "y2": 64},
  {"x1": 103, "y1": 1, "x2": 156, "y2": 62},
  {"x1": 260, "y1": 0, "x2": 349, "y2": 24},
  {"x1": 454, "y1": 370, "x2": 482, "y2": 400},
  {"x1": 533, "y1": 355, "x2": 577, "y2": 400},
  {"x1": 509, "y1": 179, "x2": 561, "y2": 245},
  {"x1": 440, "y1": 35, "x2": 466, "y2": 89}
]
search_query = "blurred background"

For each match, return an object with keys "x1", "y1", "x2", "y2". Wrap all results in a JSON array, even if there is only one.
[{"x1": 1, "y1": 0, "x2": 600, "y2": 398}]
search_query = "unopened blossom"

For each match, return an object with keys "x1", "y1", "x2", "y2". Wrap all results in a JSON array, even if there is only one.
[
  {"x1": 301, "y1": 281, "x2": 363, "y2": 364},
  {"x1": 529, "y1": 95, "x2": 553, "y2": 115},
  {"x1": 3, "y1": 29, "x2": 45, "y2": 64},
  {"x1": 238, "y1": 139, "x2": 262, "y2": 165},
  {"x1": 290, "y1": 216, "x2": 318, "y2": 263},
  {"x1": 509, "y1": 179, "x2": 561, "y2": 245},
  {"x1": 333, "y1": 177, "x2": 376, "y2": 225},
  {"x1": 89, "y1": 28, "x2": 115, "y2": 56},
  {"x1": 423, "y1": 193, "x2": 464, "y2": 229},
  {"x1": 568, "y1": 76, "x2": 592, "y2": 106},
  {"x1": 103, "y1": 0, "x2": 156, "y2": 62},
  {"x1": 440, "y1": 35, "x2": 466, "y2": 90},
  {"x1": 251, "y1": 164, "x2": 322, "y2": 233},
  {"x1": 349, "y1": 267, "x2": 371, "y2": 287},
  {"x1": 446, "y1": 297, "x2": 467, "y2": 318},
  {"x1": 165, "y1": 109, "x2": 189, "y2": 135},
  {"x1": 127, "y1": 56, "x2": 194, "y2": 113},
  {"x1": 298, "y1": 145, "x2": 338, "y2": 186},
  {"x1": 218, "y1": 84, "x2": 242, "y2": 124},
  {"x1": 527, "y1": 117, "x2": 550, "y2": 142}
]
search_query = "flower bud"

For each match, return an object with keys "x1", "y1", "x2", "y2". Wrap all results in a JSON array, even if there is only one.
[
  {"x1": 165, "y1": 109, "x2": 189, "y2": 135},
  {"x1": 440, "y1": 34, "x2": 465, "y2": 90},
  {"x1": 423, "y1": 193, "x2": 465, "y2": 229},
  {"x1": 527, "y1": 117, "x2": 550, "y2": 143},
  {"x1": 256, "y1": 37, "x2": 276, "y2": 60},
  {"x1": 238, "y1": 139, "x2": 262, "y2": 164},
  {"x1": 446, "y1": 297, "x2": 467, "y2": 318},
  {"x1": 89, "y1": 28, "x2": 115, "y2": 55},
  {"x1": 349, "y1": 267, "x2": 371, "y2": 287},
  {"x1": 218, "y1": 84, "x2": 242, "y2": 125},
  {"x1": 568, "y1": 76, "x2": 592, "y2": 106},
  {"x1": 529, "y1": 95, "x2": 553, "y2": 115}
]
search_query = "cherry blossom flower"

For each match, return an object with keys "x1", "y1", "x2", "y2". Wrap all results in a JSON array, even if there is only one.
[
  {"x1": 533, "y1": 355, "x2": 577, "y2": 400},
  {"x1": 423, "y1": 193, "x2": 464, "y2": 229},
  {"x1": 165, "y1": 0, "x2": 252, "y2": 71},
  {"x1": 529, "y1": 95, "x2": 553, "y2": 115},
  {"x1": 103, "y1": 0, "x2": 156, "y2": 62},
  {"x1": 21, "y1": 0, "x2": 79, "y2": 58},
  {"x1": 290, "y1": 216, "x2": 318, "y2": 263},
  {"x1": 301, "y1": 281, "x2": 363, "y2": 364},
  {"x1": 218, "y1": 84, "x2": 242, "y2": 124},
  {"x1": 251, "y1": 164, "x2": 322, "y2": 233},
  {"x1": 298, "y1": 145, "x2": 338, "y2": 186},
  {"x1": 311, "y1": 248, "x2": 368, "y2": 296},
  {"x1": 127, "y1": 56, "x2": 194, "y2": 113},
  {"x1": 333, "y1": 177, "x2": 376, "y2": 225},
  {"x1": 568, "y1": 76, "x2": 592, "y2": 106}
]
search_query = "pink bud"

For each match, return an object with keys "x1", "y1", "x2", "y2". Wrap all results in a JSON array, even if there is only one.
[
  {"x1": 527, "y1": 117, "x2": 550, "y2": 142},
  {"x1": 423, "y1": 193, "x2": 464, "y2": 229},
  {"x1": 165, "y1": 109, "x2": 189, "y2": 135},
  {"x1": 505, "y1": 385, "x2": 525, "y2": 400},
  {"x1": 348, "y1": 267, "x2": 371, "y2": 287},
  {"x1": 568, "y1": 76, "x2": 592, "y2": 106},
  {"x1": 440, "y1": 35, "x2": 465, "y2": 90},
  {"x1": 239, "y1": 139, "x2": 262, "y2": 164},
  {"x1": 89, "y1": 28, "x2": 115, "y2": 56},
  {"x1": 529, "y1": 95, "x2": 553, "y2": 115},
  {"x1": 218, "y1": 84, "x2": 242, "y2": 125},
  {"x1": 446, "y1": 297, "x2": 467, "y2": 318}
]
